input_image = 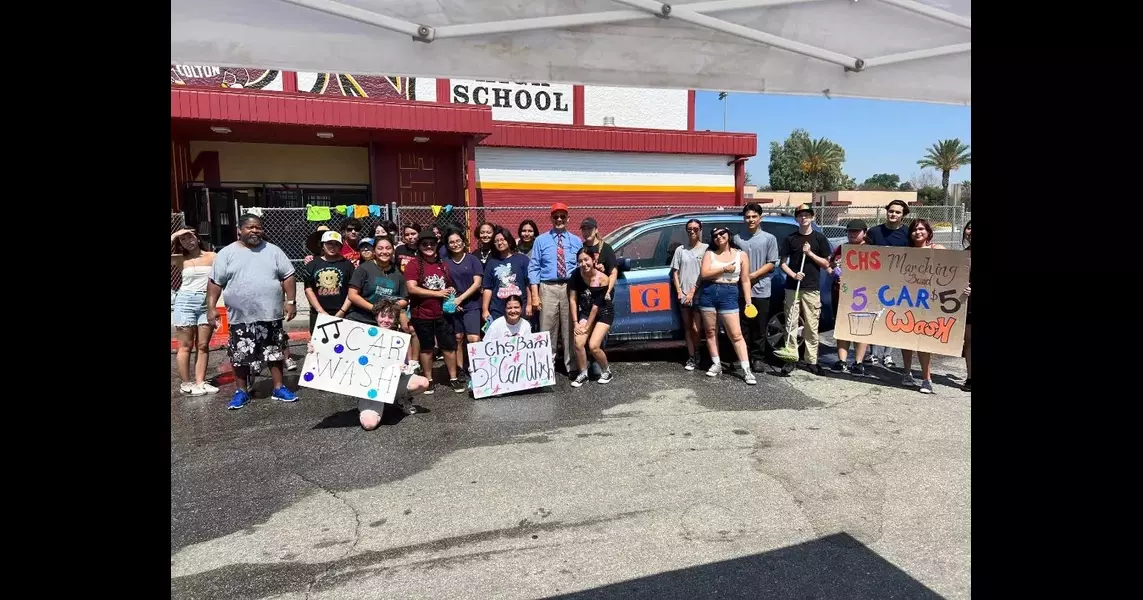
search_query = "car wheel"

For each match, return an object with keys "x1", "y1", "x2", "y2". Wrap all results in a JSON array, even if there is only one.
[{"x1": 767, "y1": 311, "x2": 805, "y2": 357}]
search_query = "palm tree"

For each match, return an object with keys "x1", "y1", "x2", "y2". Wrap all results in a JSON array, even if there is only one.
[
  {"x1": 917, "y1": 139, "x2": 971, "y2": 202},
  {"x1": 798, "y1": 137, "x2": 844, "y2": 195},
  {"x1": 718, "y1": 92, "x2": 728, "y2": 131}
]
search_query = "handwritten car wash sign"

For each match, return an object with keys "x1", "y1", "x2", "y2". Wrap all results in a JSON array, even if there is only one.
[
  {"x1": 834, "y1": 245, "x2": 970, "y2": 357},
  {"x1": 299, "y1": 314, "x2": 411, "y2": 404},
  {"x1": 467, "y1": 331, "x2": 556, "y2": 399}
]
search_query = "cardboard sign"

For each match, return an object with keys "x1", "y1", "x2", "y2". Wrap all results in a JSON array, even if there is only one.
[
  {"x1": 467, "y1": 332, "x2": 556, "y2": 399},
  {"x1": 299, "y1": 314, "x2": 411, "y2": 404},
  {"x1": 834, "y1": 245, "x2": 970, "y2": 357}
]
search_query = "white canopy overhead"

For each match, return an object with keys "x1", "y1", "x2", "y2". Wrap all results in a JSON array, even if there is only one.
[{"x1": 170, "y1": 0, "x2": 970, "y2": 106}]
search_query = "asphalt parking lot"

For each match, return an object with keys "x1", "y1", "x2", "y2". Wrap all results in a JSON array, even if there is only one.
[{"x1": 171, "y1": 333, "x2": 970, "y2": 599}]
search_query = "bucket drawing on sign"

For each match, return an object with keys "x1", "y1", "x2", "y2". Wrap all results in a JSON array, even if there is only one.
[{"x1": 848, "y1": 309, "x2": 883, "y2": 337}]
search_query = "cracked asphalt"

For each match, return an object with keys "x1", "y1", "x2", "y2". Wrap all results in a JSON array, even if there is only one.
[{"x1": 171, "y1": 333, "x2": 971, "y2": 599}]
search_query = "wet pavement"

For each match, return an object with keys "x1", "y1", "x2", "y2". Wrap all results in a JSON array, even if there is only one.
[{"x1": 171, "y1": 335, "x2": 971, "y2": 599}]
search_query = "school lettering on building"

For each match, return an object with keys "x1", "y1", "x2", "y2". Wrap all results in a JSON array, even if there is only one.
[{"x1": 452, "y1": 81, "x2": 570, "y2": 112}]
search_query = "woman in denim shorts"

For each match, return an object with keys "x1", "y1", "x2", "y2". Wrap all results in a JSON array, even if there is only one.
[
  {"x1": 696, "y1": 226, "x2": 756, "y2": 385},
  {"x1": 171, "y1": 228, "x2": 219, "y2": 396}
]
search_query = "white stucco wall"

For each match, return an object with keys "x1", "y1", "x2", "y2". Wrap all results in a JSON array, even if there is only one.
[{"x1": 583, "y1": 86, "x2": 689, "y2": 130}]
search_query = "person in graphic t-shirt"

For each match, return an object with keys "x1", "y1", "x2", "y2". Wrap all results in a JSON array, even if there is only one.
[
  {"x1": 302, "y1": 230, "x2": 355, "y2": 334},
  {"x1": 777, "y1": 204, "x2": 832, "y2": 376},
  {"x1": 863, "y1": 199, "x2": 912, "y2": 368},
  {"x1": 482, "y1": 227, "x2": 532, "y2": 323},
  {"x1": 346, "y1": 237, "x2": 407, "y2": 325},
  {"x1": 405, "y1": 229, "x2": 464, "y2": 394}
]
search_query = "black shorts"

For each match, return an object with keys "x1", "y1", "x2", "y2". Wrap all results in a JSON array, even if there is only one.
[
  {"x1": 577, "y1": 301, "x2": 615, "y2": 327},
  {"x1": 227, "y1": 320, "x2": 286, "y2": 370},
  {"x1": 412, "y1": 317, "x2": 457, "y2": 352}
]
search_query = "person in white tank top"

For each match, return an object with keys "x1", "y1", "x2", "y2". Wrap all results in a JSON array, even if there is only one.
[
  {"x1": 695, "y1": 226, "x2": 756, "y2": 385},
  {"x1": 172, "y1": 228, "x2": 219, "y2": 396}
]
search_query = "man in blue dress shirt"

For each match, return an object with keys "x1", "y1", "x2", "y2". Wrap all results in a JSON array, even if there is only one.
[{"x1": 528, "y1": 202, "x2": 583, "y2": 375}]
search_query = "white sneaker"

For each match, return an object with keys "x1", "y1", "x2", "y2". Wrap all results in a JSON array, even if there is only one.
[
  {"x1": 684, "y1": 356, "x2": 698, "y2": 371},
  {"x1": 744, "y1": 371, "x2": 757, "y2": 385},
  {"x1": 706, "y1": 363, "x2": 723, "y2": 377},
  {"x1": 197, "y1": 382, "x2": 220, "y2": 394},
  {"x1": 181, "y1": 383, "x2": 206, "y2": 396},
  {"x1": 883, "y1": 356, "x2": 895, "y2": 368},
  {"x1": 570, "y1": 372, "x2": 589, "y2": 388},
  {"x1": 286, "y1": 357, "x2": 299, "y2": 371}
]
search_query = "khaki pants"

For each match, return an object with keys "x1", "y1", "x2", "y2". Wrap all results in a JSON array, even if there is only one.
[
  {"x1": 783, "y1": 289, "x2": 822, "y2": 365},
  {"x1": 540, "y1": 282, "x2": 573, "y2": 372}
]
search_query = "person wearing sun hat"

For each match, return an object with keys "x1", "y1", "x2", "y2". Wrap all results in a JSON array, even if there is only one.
[{"x1": 302, "y1": 230, "x2": 356, "y2": 334}]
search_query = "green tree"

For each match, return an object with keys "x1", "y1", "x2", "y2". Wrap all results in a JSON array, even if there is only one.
[
  {"x1": 859, "y1": 173, "x2": 901, "y2": 191},
  {"x1": 767, "y1": 129, "x2": 850, "y2": 193},
  {"x1": 744, "y1": 170, "x2": 753, "y2": 185},
  {"x1": 917, "y1": 139, "x2": 971, "y2": 202},
  {"x1": 916, "y1": 185, "x2": 944, "y2": 205},
  {"x1": 961, "y1": 180, "x2": 971, "y2": 211},
  {"x1": 897, "y1": 181, "x2": 914, "y2": 191}
]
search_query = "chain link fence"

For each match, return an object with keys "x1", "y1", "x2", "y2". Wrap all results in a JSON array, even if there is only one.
[
  {"x1": 805, "y1": 204, "x2": 968, "y2": 248},
  {"x1": 171, "y1": 212, "x2": 186, "y2": 291},
  {"x1": 238, "y1": 205, "x2": 397, "y2": 279},
  {"x1": 395, "y1": 204, "x2": 725, "y2": 250}
]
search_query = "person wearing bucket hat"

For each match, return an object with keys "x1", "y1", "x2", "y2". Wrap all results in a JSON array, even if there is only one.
[
  {"x1": 777, "y1": 203, "x2": 832, "y2": 375},
  {"x1": 302, "y1": 230, "x2": 356, "y2": 334},
  {"x1": 405, "y1": 228, "x2": 465, "y2": 394},
  {"x1": 829, "y1": 219, "x2": 871, "y2": 376}
]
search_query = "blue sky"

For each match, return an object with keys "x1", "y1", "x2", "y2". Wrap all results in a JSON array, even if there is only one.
[{"x1": 693, "y1": 91, "x2": 971, "y2": 188}]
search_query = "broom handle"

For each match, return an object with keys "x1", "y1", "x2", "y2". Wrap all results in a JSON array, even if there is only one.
[{"x1": 786, "y1": 252, "x2": 808, "y2": 339}]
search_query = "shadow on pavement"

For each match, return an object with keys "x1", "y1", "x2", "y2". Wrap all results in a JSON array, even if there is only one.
[{"x1": 548, "y1": 532, "x2": 943, "y2": 599}]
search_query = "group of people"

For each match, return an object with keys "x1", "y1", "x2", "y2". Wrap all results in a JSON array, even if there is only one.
[
  {"x1": 669, "y1": 200, "x2": 971, "y2": 393},
  {"x1": 171, "y1": 202, "x2": 624, "y2": 421},
  {"x1": 170, "y1": 199, "x2": 972, "y2": 429}
]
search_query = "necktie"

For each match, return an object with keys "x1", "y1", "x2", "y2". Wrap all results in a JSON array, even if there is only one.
[{"x1": 556, "y1": 233, "x2": 566, "y2": 280}]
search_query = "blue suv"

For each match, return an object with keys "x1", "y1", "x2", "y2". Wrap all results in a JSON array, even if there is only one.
[{"x1": 604, "y1": 211, "x2": 836, "y2": 352}]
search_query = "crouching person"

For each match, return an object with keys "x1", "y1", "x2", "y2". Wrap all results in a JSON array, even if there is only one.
[{"x1": 306, "y1": 299, "x2": 430, "y2": 430}]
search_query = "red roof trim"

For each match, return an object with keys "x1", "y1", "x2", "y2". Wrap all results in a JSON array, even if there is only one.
[
  {"x1": 170, "y1": 88, "x2": 495, "y2": 135},
  {"x1": 480, "y1": 122, "x2": 756, "y2": 156}
]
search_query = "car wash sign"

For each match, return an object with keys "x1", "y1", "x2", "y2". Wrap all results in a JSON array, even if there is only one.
[{"x1": 451, "y1": 80, "x2": 573, "y2": 124}]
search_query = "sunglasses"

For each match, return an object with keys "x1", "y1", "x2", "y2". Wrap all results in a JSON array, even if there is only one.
[
  {"x1": 686, "y1": 227, "x2": 701, "y2": 232},
  {"x1": 344, "y1": 227, "x2": 359, "y2": 232},
  {"x1": 418, "y1": 240, "x2": 436, "y2": 246},
  {"x1": 714, "y1": 230, "x2": 730, "y2": 237},
  {"x1": 551, "y1": 213, "x2": 568, "y2": 220}
]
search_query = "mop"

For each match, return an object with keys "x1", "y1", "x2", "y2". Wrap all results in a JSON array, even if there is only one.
[{"x1": 774, "y1": 253, "x2": 807, "y2": 363}]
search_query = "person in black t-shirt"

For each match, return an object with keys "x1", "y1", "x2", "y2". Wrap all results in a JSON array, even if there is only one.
[
  {"x1": 777, "y1": 204, "x2": 832, "y2": 375},
  {"x1": 579, "y1": 217, "x2": 617, "y2": 300},
  {"x1": 347, "y1": 237, "x2": 408, "y2": 325},
  {"x1": 302, "y1": 231, "x2": 356, "y2": 333}
]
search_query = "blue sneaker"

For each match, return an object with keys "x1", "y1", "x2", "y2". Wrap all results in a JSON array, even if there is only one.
[
  {"x1": 227, "y1": 389, "x2": 250, "y2": 410},
  {"x1": 272, "y1": 386, "x2": 298, "y2": 402}
]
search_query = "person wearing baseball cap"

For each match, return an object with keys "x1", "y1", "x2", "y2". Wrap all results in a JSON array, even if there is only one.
[
  {"x1": 528, "y1": 202, "x2": 584, "y2": 375},
  {"x1": 777, "y1": 203, "x2": 831, "y2": 375},
  {"x1": 829, "y1": 219, "x2": 872, "y2": 376},
  {"x1": 302, "y1": 230, "x2": 356, "y2": 334}
]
